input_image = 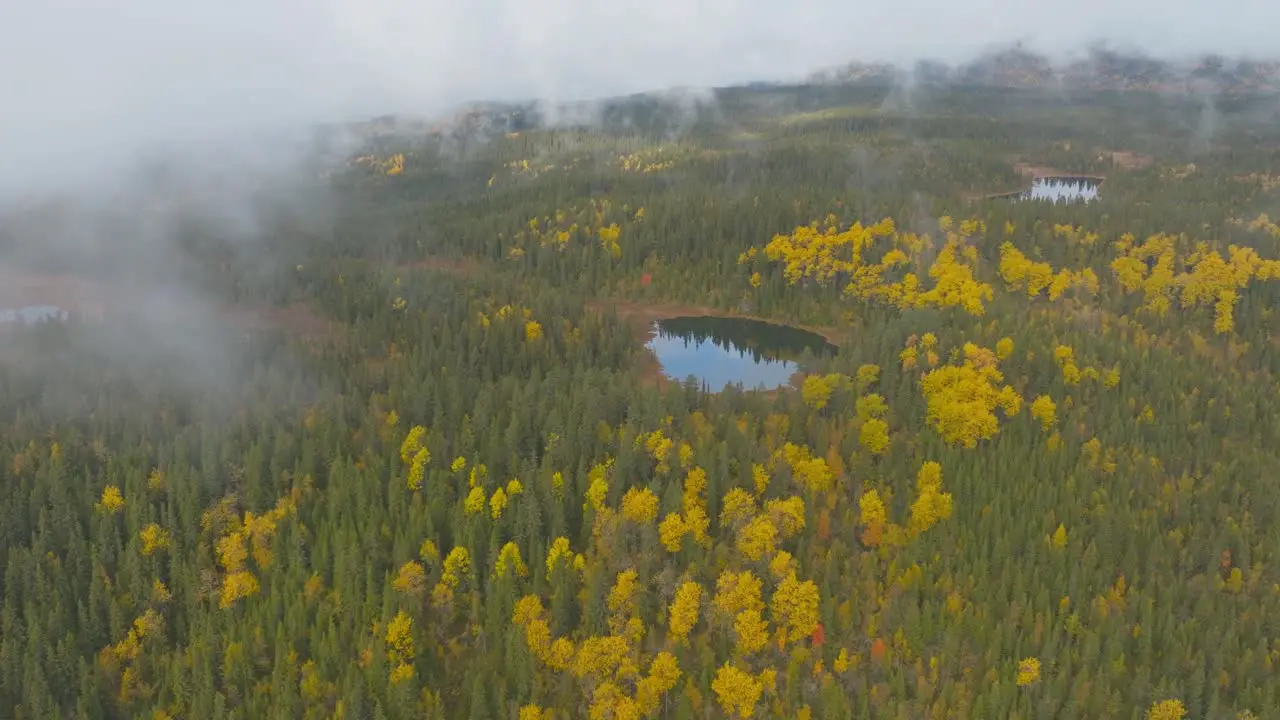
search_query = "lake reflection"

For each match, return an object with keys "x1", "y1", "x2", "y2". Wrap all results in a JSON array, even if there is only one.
[
  {"x1": 647, "y1": 316, "x2": 836, "y2": 391},
  {"x1": 1016, "y1": 177, "x2": 1101, "y2": 203}
]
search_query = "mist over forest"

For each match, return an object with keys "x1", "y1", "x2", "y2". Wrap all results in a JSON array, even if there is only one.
[{"x1": 3, "y1": 6, "x2": 1280, "y2": 720}]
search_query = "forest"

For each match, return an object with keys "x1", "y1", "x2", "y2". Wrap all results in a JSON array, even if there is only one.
[{"x1": 1, "y1": 78, "x2": 1279, "y2": 719}]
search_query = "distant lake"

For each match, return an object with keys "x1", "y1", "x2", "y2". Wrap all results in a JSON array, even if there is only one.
[
  {"x1": 646, "y1": 316, "x2": 836, "y2": 391},
  {"x1": 1009, "y1": 176, "x2": 1101, "y2": 203},
  {"x1": 0, "y1": 305, "x2": 67, "y2": 325}
]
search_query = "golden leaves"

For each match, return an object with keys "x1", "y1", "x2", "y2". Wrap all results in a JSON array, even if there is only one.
[
  {"x1": 399, "y1": 425, "x2": 427, "y2": 464},
  {"x1": 800, "y1": 373, "x2": 839, "y2": 410},
  {"x1": 219, "y1": 572, "x2": 260, "y2": 609},
  {"x1": 494, "y1": 542, "x2": 528, "y2": 578},
  {"x1": 489, "y1": 488, "x2": 508, "y2": 520},
  {"x1": 659, "y1": 513, "x2": 688, "y2": 552},
  {"x1": 97, "y1": 485, "x2": 125, "y2": 514},
  {"x1": 858, "y1": 489, "x2": 888, "y2": 548},
  {"x1": 385, "y1": 611, "x2": 414, "y2": 682},
  {"x1": 1030, "y1": 395, "x2": 1058, "y2": 432},
  {"x1": 907, "y1": 462, "x2": 952, "y2": 537},
  {"x1": 391, "y1": 560, "x2": 427, "y2": 594},
  {"x1": 998, "y1": 242, "x2": 1086, "y2": 300},
  {"x1": 463, "y1": 486, "x2": 486, "y2": 515},
  {"x1": 711, "y1": 663, "x2": 766, "y2": 718},
  {"x1": 714, "y1": 570, "x2": 765, "y2": 618},
  {"x1": 859, "y1": 418, "x2": 890, "y2": 455},
  {"x1": 1145, "y1": 699, "x2": 1187, "y2": 720},
  {"x1": 753, "y1": 215, "x2": 994, "y2": 315},
  {"x1": 138, "y1": 523, "x2": 170, "y2": 556},
  {"x1": 1015, "y1": 657, "x2": 1041, "y2": 686},
  {"x1": 1048, "y1": 524, "x2": 1068, "y2": 550},
  {"x1": 732, "y1": 609, "x2": 770, "y2": 654},
  {"x1": 735, "y1": 516, "x2": 778, "y2": 561},
  {"x1": 668, "y1": 582, "x2": 703, "y2": 642},
  {"x1": 920, "y1": 344, "x2": 1020, "y2": 448},
  {"x1": 620, "y1": 487, "x2": 659, "y2": 525},
  {"x1": 769, "y1": 574, "x2": 820, "y2": 646}
]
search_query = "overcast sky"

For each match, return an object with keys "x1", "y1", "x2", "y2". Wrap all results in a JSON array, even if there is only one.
[{"x1": 1, "y1": 0, "x2": 1278, "y2": 195}]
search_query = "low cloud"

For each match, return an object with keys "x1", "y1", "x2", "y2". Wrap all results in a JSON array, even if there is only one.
[{"x1": 4, "y1": 0, "x2": 1280, "y2": 192}]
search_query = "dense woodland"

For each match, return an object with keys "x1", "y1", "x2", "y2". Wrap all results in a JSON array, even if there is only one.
[{"x1": 2, "y1": 81, "x2": 1280, "y2": 720}]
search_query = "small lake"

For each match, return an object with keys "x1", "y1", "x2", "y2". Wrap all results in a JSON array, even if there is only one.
[
  {"x1": 646, "y1": 316, "x2": 836, "y2": 391},
  {"x1": 1009, "y1": 176, "x2": 1101, "y2": 203},
  {"x1": 0, "y1": 305, "x2": 68, "y2": 325}
]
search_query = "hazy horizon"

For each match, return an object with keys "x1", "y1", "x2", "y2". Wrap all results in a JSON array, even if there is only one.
[{"x1": 3, "y1": 0, "x2": 1280, "y2": 197}]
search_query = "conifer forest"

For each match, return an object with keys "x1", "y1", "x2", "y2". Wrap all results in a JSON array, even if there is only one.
[{"x1": 3, "y1": 78, "x2": 1280, "y2": 720}]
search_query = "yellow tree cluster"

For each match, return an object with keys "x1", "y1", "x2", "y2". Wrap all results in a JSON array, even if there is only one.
[
  {"x1": 1111, "y1": 232, "x2": 1280, "y2": 333},
  {"x1": 477, "y1": 304, "x2": 548, "y2": 346},
  {"x1": 1146, "y1": 699, "x2": 1187, "y2": 720},
  {"x1": 705, "y1": 565, "x2": 817, "y2": 716},
  {"x1": 657, "y1": 466, "x2": 712, "y2": 552},
  {"x1": 769, "y1": 573, "x2": 821, "y2": 644},
  {"x1": 204, "y1": 492, "x2": 297, "y2": 609},
  {"x1": 998, "y1": 243, "x2": 1098, "y2": 300},
  {"x1": 606, "y1": 569, "x2": 645, "y2": 641},
  {"x1": 430, "y1": 546, "x2": 471, "y2": 608},
  {"x1": 859, "y1": 489, "x2": 890, "y2": 548},
  {"x1": 464, "y1": 475, "x2": 522, "y2": 520},
  {"x1": 350, "y1": 153, "x2": 405, "y2": 176},
  {"x1": 1030, "y1": 395, "x2": 1058, "y2": 432},
  {"x1": 667, "y1": 581, "x2": 703, "y2": 642},
  {"x1": 546, "y1": 536, "x2": 585, "y2": 577},
  {"x1": 1016, "y1": 657, "x2": 1041, "y2": 686},
  {"x1": 138, "y1": 523, "x2": 171, "y2": 556},
  {"x1": 400, "y1": 424, "x2": 431, "y2": 491},
  {"x1": 918, "y1": 342, "x2": 1022, "y2": 448},
  {"x1": 899, "y1": 331, "x2": 940, "y2": 370},
  {"x1": 620, "y1": 486, "x2": 660, "y2": 525},
  {"x1": 1111, "y1": 233, "x2": 1179, "y2": 316},
  {"x1": 616, "y1": 146, "x2": 677, "y2": 173},
  {"x1": 713, "y1": 570, "x2": 769, "y2": 653},
  {"x1": 907, "y1": 462, "x2": 953, "y2": 537},
  {"x1": 1049, "y1": 344, "x2": 1118, "y2": 388},
  {"x1": 97, "y1": 485, "x2": 125, "y2": 514},
  {"x1": 391, "y1": 559, "x2": 427, "y2": 595},
  {"x1": 800, "y1": 372, "x2": 845, "y2": 410},
  {"x1": 494, "y1": 542, "x2": 528, "y2": 578},
  {"x1": 711, "y1": 663, "x2": 772, "y2": 718},
  {"x1": 1052, "y1": 223, "x2": 1100, "y2": 246},
  {"x1": 505, "y1": 198, "x2": 640, "y2": 258},
  {"x1": 636, "y1": 429, "x2": 674, "y2": 474},
  {"x1": 98, "y1": 609, "x2": 164, "y2": 705},
  {"x1": 512, "y1": 592, "x2": 682, "y2": 719},
  {"x1": 773, "y1": 443, "x2": 834, "y2": 494},
  {"x1": 754, "y1": 215, "x2": 898, "y2": 286},
  {"x1": 722, "y1": 488, "x2": 806, "y2": 562},
  {"x1": 384, "y1": 611, "x2": 415, "y2": 683},
  {"x1": 856, "y1": 391, "x2": 891, "y2": 455},
  {"x1": 859, "y1": 461, "x2": 953, "y2": 548},
  {"x1": 383, "y1": 153, "x2": 404, "y2": 175},
  {"x1": 750, "y1": 215, "x2": 995, "y2": 316}
]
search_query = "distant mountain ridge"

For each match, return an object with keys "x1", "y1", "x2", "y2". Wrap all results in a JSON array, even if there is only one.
[
  {"x1": 809, "y1": 45, "x2": 1280, "y2": 95},
  {"x1": 324, "y1": 45, "x2": 1280, "y2": 150}
]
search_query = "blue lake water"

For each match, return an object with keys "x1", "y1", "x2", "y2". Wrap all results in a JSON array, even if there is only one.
[
  {"x1": 646, "y1": 316, "x2": 836, "y2": 391},
  {"x1": 0, "y1": 305, "x2": 68, "y2": 325},
  {"x1": 1015, "y1": 176, "x2": 1101, "y2": 203}
]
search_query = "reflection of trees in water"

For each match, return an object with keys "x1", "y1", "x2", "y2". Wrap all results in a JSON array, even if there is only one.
[
  {"x1": 1020, "y1": 177, "x2": 1101, "y2": 203},
  {"x1": 655, "y1": 316, "x2": 835, "y2": 365}
]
